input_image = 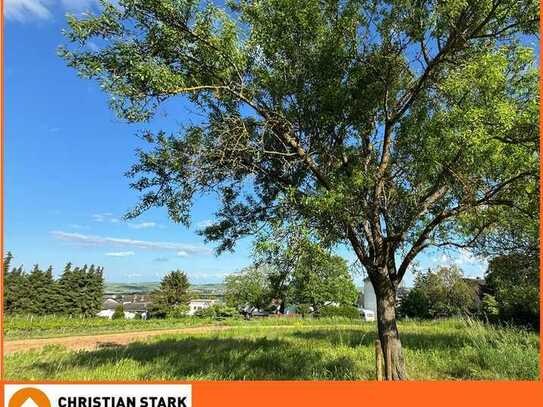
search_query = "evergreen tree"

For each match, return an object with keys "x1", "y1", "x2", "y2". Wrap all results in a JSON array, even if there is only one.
[
  {"x1": 27, "y1": 265, "x2": 55, "y2": 315},
  {"x1": 151, "y1": 270, "x2": 191, "y2": 312}
]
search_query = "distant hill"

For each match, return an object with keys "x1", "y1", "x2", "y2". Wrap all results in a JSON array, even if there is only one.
[
  {"x1": 104, "y1": 282, "x2": 225, "y2": 297},
  {"x1": 104, "y1": 282, "x2": 160, "y2": 294}
]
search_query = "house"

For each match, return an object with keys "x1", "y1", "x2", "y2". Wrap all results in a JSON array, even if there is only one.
[
  {"x1": 96, "y1": 309, "x2": 115, "y2": 319},
  {"x1": 187, "y1": 299, "x2": 218, "y2": 315},
  {"x1": 102, "y1": 298, "x2": 120, "y2": 310},
  {"x1": 97, "y1": 297, "x2": 149, "y2": 319}
]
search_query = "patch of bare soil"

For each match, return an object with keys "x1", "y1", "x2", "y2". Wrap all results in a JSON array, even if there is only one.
[{"x1": 4, "y1": 325, "x2": 232, "y2": 354}]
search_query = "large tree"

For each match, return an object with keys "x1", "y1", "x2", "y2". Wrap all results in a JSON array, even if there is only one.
[{"x1": 61, "y1": 0, "x2": 539, "y2": 379}]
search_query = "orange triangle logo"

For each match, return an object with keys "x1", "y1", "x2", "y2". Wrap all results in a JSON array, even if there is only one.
[{"x1": 9, "y1": 388, "x2": 51, "y2": 407}]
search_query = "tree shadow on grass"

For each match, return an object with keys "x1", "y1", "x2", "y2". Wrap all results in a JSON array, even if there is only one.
[
  {"x1": 29, "y1": 335, "x2": 361, "y2": 380},
  {"x1": 290, "y1": 329, "x2": 469, "y2": 351}
]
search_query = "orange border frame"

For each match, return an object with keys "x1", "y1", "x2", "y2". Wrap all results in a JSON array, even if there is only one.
[{"x1": 0, "y1": 1, "x2": 542, "y2": 406}]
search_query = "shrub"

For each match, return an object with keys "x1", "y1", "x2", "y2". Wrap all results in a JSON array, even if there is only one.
[
  {"x1": 296, "y1": 304, "x2": 312, "y2": 317},
  {"x1": 168, "y1": 304, "x2": 190, "y2": 319},
  {"x1": 318, "y1": 305, "x2": 360, "y2": 319},
  {"x1": 481, "y1": 294, "x2": 500, "y2": 323},
  {"x1": 399, "y1": 266, "x2": 478, "y2": 319},
  {"x1": 111, "y1": 305, "x2": 124, "y2": 320},
  {"x1": 195, "y1": 304, "x2": 238, "y2": 320},
  {"x1": 147, "y1": 305, "x2": 167, "y2": 319},
  {"x1": 485, "y1": 254, "x2": 539, "y2": 330},
  {"x1": 398, "y1": 287, "x2": 430, "y2": 319},
  {"x1": 134, "y1": 312, "x2": 142, "y2": 320}
]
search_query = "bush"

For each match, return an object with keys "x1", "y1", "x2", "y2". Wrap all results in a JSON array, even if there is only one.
[
  {"x1": 147, "y1": 305, "x2": 167, "y2": 319},
  {"x1": 485, "y1": 254, "x2": 539, "y2": 330},
  {"x1": 134, "y1": 312, "x2": 142, "y2": 320},
  {"x1": 398, "y1": 288, "x2": 430, "y2": 319},
  {"x1": 168, "y1": 304, "x2": 190, "y2": 319},
  {"x1": 111, "y1": 305, "x2": 124, "y2": 320},
  {"x1": 398, "y1": 266, "x2": 478, "y2": 319},
  {"x1": 195, "y1": 304, "x2": 238, "y2": 320},
  {"x1": 481, "y1": 294, "x2": 500, "y2": 323},
  {"x1": 296, "y1": 304, "x2": 312, "y2": 317},
  {"x1": 318, "y1": 305, "x2": 360, "y2": 319}
]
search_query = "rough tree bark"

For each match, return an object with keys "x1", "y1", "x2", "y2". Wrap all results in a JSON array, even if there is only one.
[{"x1": 371, "y1": 268, "x2": 407, "y2": 380}]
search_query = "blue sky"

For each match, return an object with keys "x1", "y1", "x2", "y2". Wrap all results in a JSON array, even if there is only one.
[{"x1": 4, "y1": 0, "x2": 489, "y2": 286}]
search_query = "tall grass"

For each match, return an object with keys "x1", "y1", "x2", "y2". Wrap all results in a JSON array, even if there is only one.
[{"x1": 4, "y1": 318, "x2": 539, "y2": 381}]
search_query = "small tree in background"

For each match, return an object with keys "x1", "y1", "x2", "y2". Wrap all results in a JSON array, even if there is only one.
[
  {"x1": 112, "y1": 304, "x2": 125, "y2": 320},
  {"x1": 224, "y1": 266, "x2": 270, "y2": 310},
  {"x1": 290, "y1": 247, "x2": 358, "y2": 312},
  {"x1": 399, "y1": 266, "x2": 478, "y2": 319},
  {"x1": 151, "y1": 270, "x2": 191, "y2": 314},
  {"x1": 254, "y1": 223, "x2": 358, "y2": 313},
  {"x1": 485, "y1": 254, "x2": 539, "y2": 329}
]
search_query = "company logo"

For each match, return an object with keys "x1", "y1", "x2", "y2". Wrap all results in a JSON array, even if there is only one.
[
  {"x1": 4, "y1": 385, "x2": 191, "y2": 407},
  {"x1": 8, "y1": 388, "x2": 51, "y2": 407}
]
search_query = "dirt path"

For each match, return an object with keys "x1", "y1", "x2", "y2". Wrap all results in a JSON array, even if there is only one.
[
  {"x1": 4, "y1": 325, "x2": 233, "y2": 354},
  {"x1": 4, "y1": 324, "x2": 366, "y2": 355}
]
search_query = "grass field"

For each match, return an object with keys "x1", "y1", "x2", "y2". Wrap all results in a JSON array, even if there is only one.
[
  {"x1": 4, "y1": 314, "x2": 349, "y2": 340},
  {"x1": 4, "y1": 318, "x2": 539, "y2": 380},
  {"x1": 4, "y1": 314, "x2": 220, "y2": 340}
]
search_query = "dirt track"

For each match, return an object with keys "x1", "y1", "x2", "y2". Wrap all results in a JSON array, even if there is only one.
[{"x1": 4, "y1": 326, "x2": 232, "y2": 354}]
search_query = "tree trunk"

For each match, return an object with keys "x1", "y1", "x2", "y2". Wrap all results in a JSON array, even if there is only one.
[{"x1": 373, "y1": 273, "x2": 407, "y2": 380}]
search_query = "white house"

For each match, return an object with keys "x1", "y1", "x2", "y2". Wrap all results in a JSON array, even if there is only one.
[
  {"x1": 188, "y1": 299, "x2": 218, "y2": 315},
  {"x1": 96, "y1": 309, "x2": 115, "y2": 319}
]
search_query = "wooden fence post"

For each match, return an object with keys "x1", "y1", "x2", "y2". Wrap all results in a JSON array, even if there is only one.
[{"x1": 375, "y1": 339, "x2": 383, "y2": 381}]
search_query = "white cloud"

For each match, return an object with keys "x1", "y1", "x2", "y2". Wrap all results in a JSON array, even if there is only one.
[
  {"x1": 91, "y1": 213, "x2": 120, "y2": 223},
  {"x1": 196, "y1": 219, "x2": 213, "y2": 229},
  {"x1": 51, "y1": 230, "x2": 212, "y2": 255},
  {"x1": 92, "y1": 213, "x2": 113, "y2": 222},
  {"x1": 5, "y1": 0, "x2": 52, "y2": 22},
  {"x1": 68, "y1": 223, "x2": 87, "y2": 229},
  {"x1": 5, "y1": 0, "x2": 99, "y2": 22},
  {"x1": 61, "y1": 0, "x2": 98, "y2": 11},
  {"x1": 106, "y1": 251, "x2": 135, "y2": 257},
  {"x1": 177, "y1": 251, "x2": 188, "y2": 257},
  {"x1": 128, "y1": 222, "x2": 157, "y2": 229}
]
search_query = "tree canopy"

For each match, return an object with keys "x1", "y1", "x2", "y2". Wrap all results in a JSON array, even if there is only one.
[
  {"x1": 399, "y1": 266, "x2": 479, "y2": 319},
  {"x1": 254, "y1": 223, "x2": 358, "y2": 311},
  {"x1": 151, "y1": 269, "x2": 192, "y2": 309},
  {"x1": 224, "y1": 266, "x2": 271, "y2": 309},
  {"x1": 484, "y1": 254, "x2": 539, "y2": 329}
]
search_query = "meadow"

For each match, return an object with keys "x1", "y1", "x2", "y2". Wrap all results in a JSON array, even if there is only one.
[{"x1": 4, "y1": 317, "x2": 539, "y2": 380}]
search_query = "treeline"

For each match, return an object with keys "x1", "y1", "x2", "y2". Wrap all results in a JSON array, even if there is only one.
[
  {"x1": 3, "y1": 252, "x2": 104, "y2": 316},
  {"x1": 399, "y1": 254, "x2": 539, "y2": 330}
]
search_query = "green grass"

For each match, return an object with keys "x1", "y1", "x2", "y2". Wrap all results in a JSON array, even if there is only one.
[
  {"x1": 4, "y1": 314, "x2": 355, "y2": 340},
  {"x1": 4, "y1": 318, "x2": 539, "y2": 380},
  {"x1": 4, "y1": 315, "x2": 222, "y2": 340}
]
